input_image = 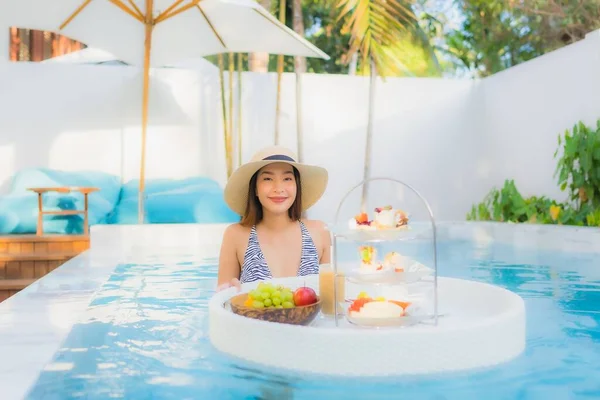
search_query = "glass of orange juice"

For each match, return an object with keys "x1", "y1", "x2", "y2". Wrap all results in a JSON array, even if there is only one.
[{"x1": 319, "y1": 263, "x2": 345, "y2": 316}]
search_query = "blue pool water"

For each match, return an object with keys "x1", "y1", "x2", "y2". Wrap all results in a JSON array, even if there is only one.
[{"x1": 25, "y1": 239, "x2": 600, "y2": 399}]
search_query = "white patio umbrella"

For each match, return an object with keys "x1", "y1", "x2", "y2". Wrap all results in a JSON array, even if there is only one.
[{"x1": 2, "y1": 0, "x2": 329, "y2": 223}]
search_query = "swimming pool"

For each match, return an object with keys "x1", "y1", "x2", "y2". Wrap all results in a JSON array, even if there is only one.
[{"x1": 1, "y1": 223, "x2": 599, "y2": 399}]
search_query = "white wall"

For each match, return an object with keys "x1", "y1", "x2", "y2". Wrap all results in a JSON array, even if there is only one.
[
  {"x1": 0, "y1": 61, "x2": 225, "y2": 193},
  {"x1": 0, "y1": 28, "x2": 7, "y2": 63},
  {"x1": 1, "y1": 29, "x2": 600, "y2": 222},
  {"x1": 482, "y1": 31, "x2": 600, "y2": 202}
]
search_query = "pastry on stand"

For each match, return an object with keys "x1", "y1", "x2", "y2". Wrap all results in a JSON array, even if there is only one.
[
  {"x1": 345, "y1": 291, "x2": 421, "y2": 327},
  {"x1": 348, "y1": 205, "x2": 409, "y2": 231},
  {"x1": 343, "y1": 205, "x2": 422, "y2": 242},
  {"x1": 350, "y1": 245, "x2": 433, "y2": 284},
  {"x1": 358, "y1": 247, "x2": 410, "y2": 274}
]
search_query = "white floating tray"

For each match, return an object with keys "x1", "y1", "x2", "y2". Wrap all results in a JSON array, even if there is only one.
[{"x1": 209, "y1": 275, "x2": 526, "y2": 377}]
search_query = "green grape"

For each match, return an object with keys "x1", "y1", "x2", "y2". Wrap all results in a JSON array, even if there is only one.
[
  {"x1": 282, "y1": 291, "x2": 293, "y2": 302},
  {"x1": 260, "y1": 291, "x2": 271, "y2": 300},
  {"x1": 252, "y1": 300, "x2": 265, "y2": 308},
  {"x1": 264, "y1": 298, "x2": 273, "y2": 307},
  {"x1": 272, "y1": 290, "x2": 281, "y2": 298},
  {"x1": 272, "y1": 297, "x2": 281, "y2": 306},
  {"x1": 249, "y1": 290, "x2": 261, "y2": 300},
  {"x1": 282, "y1": 301, "x2": 294, "y2": 309},
  {"x1": 275, "y1": 305, "x2": 283, "y2": 309},
  {"x1": 259, "y1": 283, "x2": 273, "y2": 292}
]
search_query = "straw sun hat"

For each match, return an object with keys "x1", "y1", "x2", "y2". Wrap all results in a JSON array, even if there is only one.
[{"x1": 224, "y1": 146, "x2": 329, "y2": 216}]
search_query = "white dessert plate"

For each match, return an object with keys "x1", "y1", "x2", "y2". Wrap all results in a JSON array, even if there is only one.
[
  {"x1": 346, "y1": 313, "x2": 426, "y2": 327},
  {"x1": 347, "y1": 262, "x2": 434, "y2": 284},
  {"x1": 339, "y1": 226, "x2": 429, "y2": 242}
]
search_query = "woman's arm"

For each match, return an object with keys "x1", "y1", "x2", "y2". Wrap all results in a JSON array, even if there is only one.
[
  {"x1": 319, "y1": 222, "x2": 331, "y2": 264},
  {"x1": 303, "y1": 219, "x2": 331, "y2": 264},
  {"x1": 217, "y1": 224, "x2": 242, "y2": 289}
]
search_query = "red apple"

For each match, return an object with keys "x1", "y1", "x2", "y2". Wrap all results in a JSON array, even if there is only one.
[{"x1": 293, "y1": 286, "x2": 318, "y2": 306}]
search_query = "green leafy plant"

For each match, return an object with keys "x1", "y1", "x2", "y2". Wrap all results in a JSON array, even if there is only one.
[
  {"x1": 466, "y1": 180, "x2": 559, "y2": 224},
  {"x1": 585, "y1": 207, "x2": 600, "y2": 227},
  {"x1": 468, "y1": 119, "x2": 600, "y2": 227},
  {"x1": 554, "y1": 120, "x2": 600, "y2": 208}
]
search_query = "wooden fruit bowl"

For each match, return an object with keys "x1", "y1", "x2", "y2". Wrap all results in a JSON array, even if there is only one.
[{"x1": 228, "y1": 293, "x2": 321, "y2": 326}]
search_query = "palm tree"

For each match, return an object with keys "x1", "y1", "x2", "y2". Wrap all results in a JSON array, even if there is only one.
[
  {"x1": 274, "y1": 0, "x2": 305, "y2": 159},
  {"x1": 334, "y1": 0, "x2": 420, "y2": 211},
  {"x1": 274, "y1": 0, "x2": 287, "y2": 145},
  {"x1": 249, "y1": 0, "x2": 274, "y2": 72}
]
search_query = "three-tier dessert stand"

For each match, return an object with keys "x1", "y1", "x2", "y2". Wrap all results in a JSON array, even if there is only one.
[{"x1": 330, "y1": 177, "x2": 439, "y2": 328}]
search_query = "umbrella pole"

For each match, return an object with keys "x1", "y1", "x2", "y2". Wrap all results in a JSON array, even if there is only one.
[
  {"x1": 228, "y1": 53, "x2": 234, "y2": 174},
  {"x1": 138, "y1": 2, "x2": 154, "y2": 224},
  {"x1": 218, "y1": 54, "x2": 231, "y2": 179},
  {"x1": 237, "y1": 53, "x2": 243, "y2": 167}
]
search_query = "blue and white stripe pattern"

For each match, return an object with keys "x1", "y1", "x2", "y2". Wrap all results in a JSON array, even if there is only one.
[{"x1": 240, "y1": 221, "x2": 319, "y2": 283}]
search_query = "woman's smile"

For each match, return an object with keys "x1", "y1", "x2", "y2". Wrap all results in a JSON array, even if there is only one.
[{"x1": 268, "y1": 196, "x2": 288, "y2": 203}]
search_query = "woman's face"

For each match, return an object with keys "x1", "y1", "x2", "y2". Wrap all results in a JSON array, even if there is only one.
[{"x1": 255, "y1": 162, "x2": 297, "y2": 216}]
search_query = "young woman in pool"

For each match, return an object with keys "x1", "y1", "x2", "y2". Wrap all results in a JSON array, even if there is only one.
[{"x1": 217, "y1": 146, "x2": 330, "y2": 291}]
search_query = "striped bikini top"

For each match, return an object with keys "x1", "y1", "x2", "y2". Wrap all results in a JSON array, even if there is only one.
[{"x1": 240, "y1": 221, "x2": 320, "y2": 284}]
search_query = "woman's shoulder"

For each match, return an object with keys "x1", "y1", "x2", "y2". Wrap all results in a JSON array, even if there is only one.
[
  {"x1": 301, "y1": 219, "x2": 331, "y2": 258},
  {"x1": 301, "y1": 219, "x2": 330, "y2": 242},
  {"x1": 222, "y1": 222, "x2": 252, "y2": 240},
  {"x1": 301, "y1": 219, "x2": 328, "y2": 232}
]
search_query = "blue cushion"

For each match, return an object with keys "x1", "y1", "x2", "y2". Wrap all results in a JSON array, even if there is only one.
[
  {"x1": 106, "y1": 177, "x2": 238, "y2": 225},
  {"x1": 0, "y1": 170, "x2": 238, "y2": 232},
  {"x1": 119, "y1": 177, "x2": 221, "y2": 200}
]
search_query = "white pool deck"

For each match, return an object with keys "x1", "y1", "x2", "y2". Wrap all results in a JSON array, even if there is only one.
[{"x1": 0, "y1": 222, "x2": 598, "y2": 399}]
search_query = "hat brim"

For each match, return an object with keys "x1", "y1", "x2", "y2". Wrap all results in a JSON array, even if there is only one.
[{"x1": 224, "y1": 159, "x2": 328, "y2": 216}]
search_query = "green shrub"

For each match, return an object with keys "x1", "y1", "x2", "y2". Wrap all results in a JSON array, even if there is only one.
[
  {"x1": 554, "y1": 120, "x2": 600, "y2": 208},
  {"x1": 467, "y1": 119, "x2": 600, "y2": 227}
]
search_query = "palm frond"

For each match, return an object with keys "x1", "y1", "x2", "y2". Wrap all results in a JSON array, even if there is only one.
[
  {"x1": 335, "y1": 0, "x2": 420, "y2": 77},
  {"x1": 412, "y1": 23, "x2": 442, "y2": 74}
]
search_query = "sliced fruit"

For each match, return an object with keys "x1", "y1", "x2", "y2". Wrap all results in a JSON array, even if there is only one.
[
  {"x1": 389, "y1": 300, "x2": 411, "y2": 309},
  {"x1": 348, "y1": 297, "x2": 373, "y2": 312},
  {"x1": 354, "y1": 212, "x2": 369, "y2": 224},
  {"x1": 359, "y1": 246, "x2": 375, "y2": 263}
]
